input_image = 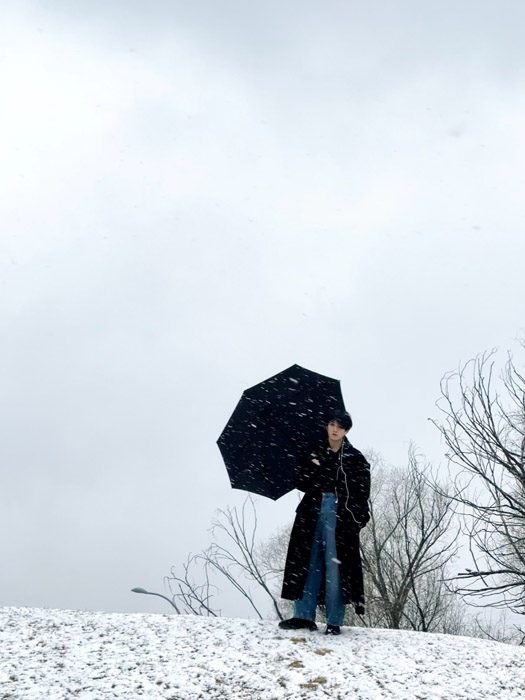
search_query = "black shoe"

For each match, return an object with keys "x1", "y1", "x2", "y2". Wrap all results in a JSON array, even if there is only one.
[
  {"x1": 354, "y1": 604, "x2": 365, "y2": 616},
  {"x1": 278, "y1": 617, "x2": 318, "y2": 631},
  {"x1": 325, "y1": 624, "x2": 341, "y2": 635}
]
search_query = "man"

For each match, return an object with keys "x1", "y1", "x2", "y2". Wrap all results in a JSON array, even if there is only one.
[{"x1": 279, "y1": 411, "x2": 370, "y2": 635}]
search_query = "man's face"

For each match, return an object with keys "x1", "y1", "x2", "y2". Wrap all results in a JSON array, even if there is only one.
[{"x1": 327, "y1": 420, "x2": 348, "y2": 441}]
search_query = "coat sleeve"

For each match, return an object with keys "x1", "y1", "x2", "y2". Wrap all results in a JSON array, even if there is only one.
[
  {"x1": 355, "y1": 451, "x2": 371, "y2": 504},
  {"x1": 344, "y1": 449, "x2": 371, "y2": 528}
]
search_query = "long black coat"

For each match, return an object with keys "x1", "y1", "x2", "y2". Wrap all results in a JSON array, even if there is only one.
[{"x1": 280, "y1": 436, "x2": 371, "y2": 610}]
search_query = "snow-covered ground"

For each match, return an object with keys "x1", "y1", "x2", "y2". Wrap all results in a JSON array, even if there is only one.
[{"x1": 1, "y1": 607, "x2": 524, "y2": 699}]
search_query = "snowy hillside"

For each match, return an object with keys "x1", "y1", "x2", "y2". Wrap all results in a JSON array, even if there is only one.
[{"x1": 1, "y1": 607, "x2": 524, "y2": 699}]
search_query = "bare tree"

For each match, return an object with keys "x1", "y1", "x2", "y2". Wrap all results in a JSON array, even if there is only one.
[
  {"x1": 358, "y1": 449, "x2": 462, "y2": 632},
  {"x1": 164, "y1": 497, "x2": 286, "y2": 619},
  {"x1": 433, "y1": 348, "x2": 525, "y2": 617}
]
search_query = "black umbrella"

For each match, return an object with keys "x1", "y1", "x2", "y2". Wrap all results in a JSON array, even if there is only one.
[{"x1": 217, "y1": 364, "x2": 346, "y2": 500}]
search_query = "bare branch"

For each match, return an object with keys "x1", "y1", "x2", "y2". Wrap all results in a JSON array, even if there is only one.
[
  {"x1": 165, "y1": 496, "x2": 286, "y2": 619},
  {"x1": 432, "y1": 348, "x2": 525, "y2": 615},
  {"x1": 359, "y1": 449, "x2": 461, "y2": 632}
]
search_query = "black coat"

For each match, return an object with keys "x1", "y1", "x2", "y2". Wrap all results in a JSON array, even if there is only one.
[{"x1": 280, "y1": 436, "x2": 371, "y2": 610}]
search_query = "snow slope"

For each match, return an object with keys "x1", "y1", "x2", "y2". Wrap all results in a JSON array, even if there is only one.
[{"x1": 1, "y1": 607, "x2": 524, "y2": 699}]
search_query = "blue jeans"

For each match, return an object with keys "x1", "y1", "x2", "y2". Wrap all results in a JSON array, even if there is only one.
[{"x1": 294, "y1": 493, "x2": 345, "y2": 626}]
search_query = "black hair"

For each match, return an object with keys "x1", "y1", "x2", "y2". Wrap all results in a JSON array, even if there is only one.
[{"x1": 328, "y1": 410, "x2": 352, "y2": 431}]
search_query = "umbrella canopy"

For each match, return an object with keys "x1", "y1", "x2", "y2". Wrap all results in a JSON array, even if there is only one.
[{"x1": 217, "y1": 364, "x2": 346, "y2": 500}]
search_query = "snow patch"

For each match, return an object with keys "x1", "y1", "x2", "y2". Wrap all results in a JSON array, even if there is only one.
[{"x1": 1, "y1": 607, "x2": 524, "y2": 699}]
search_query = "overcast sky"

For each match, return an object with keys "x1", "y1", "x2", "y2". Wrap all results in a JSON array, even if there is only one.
[{"x1": 1, "y1": 0, "x2": 524, "y2": 617}]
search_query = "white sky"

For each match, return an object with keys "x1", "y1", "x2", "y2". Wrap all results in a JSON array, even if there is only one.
[{"x1": 1, "y1": 0, "x2": 524, "y2": 616}]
